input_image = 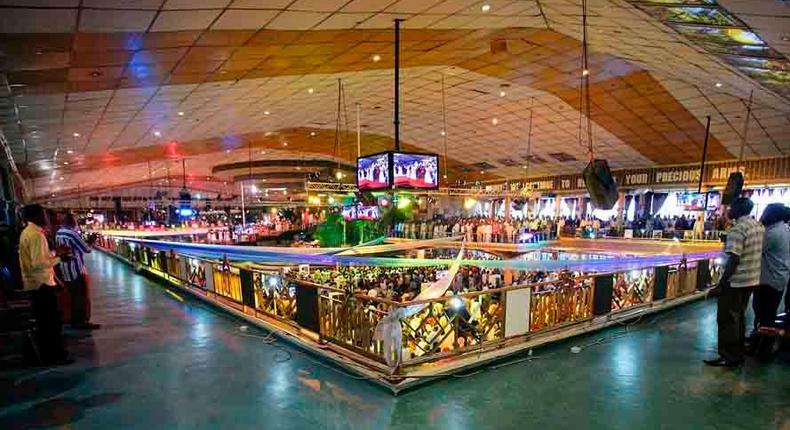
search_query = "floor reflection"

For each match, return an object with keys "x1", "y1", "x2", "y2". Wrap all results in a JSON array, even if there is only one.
[{"x1": 1, "y1": 252, "x2": 788, "y2": 430}]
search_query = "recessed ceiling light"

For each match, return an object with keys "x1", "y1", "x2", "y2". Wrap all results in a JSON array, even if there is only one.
[
  {"x1": 178, "y1": 111, "x2": 185, "y2": 116},
  {"x1": 372, "y1": 54, "x2": 381, "y2": 62},
  {"x1": 481, "y1": 4, "x2": 490, "y2": 12},
  {"x1": 715, "y1": 82, "x2": 723, "y2": 88},
  {"x1": 66, "y1": 149, "x2": 74, "y2": 154},
  {"x1": 582, "y1": 69, "x2": 589, "y2": 76},
  {"x1": 310, "y1": 131, "x2": 316, "y2": 136},
  {"x1": 225, "y1": 149, "x2": 231, "y2": 153},
  {"x1": 264, "y1": 111, "x2": 270, "y2": 115},
  {"x1": 260, "y1": 150, "x2": 266, "y2": 154},
  {"x1": 308, "y1": 88, "x2": 314, "y2": 94},
  {"x1": 296, "y1": 166, "x2": 302, "y2": 170},
  {"x1": 499, "y1": 90, "x2": 506, "y2": 97},
  {"x1": 283, "y1": 142, "x2": 288, "y2": 146},
  {"x1": 440, "y1": 130, "x2": 446, "y2": 136},
  {"x1": 63, "y1": 161, "x2": 69, "y2": 165},
  {"x1": 72, "y1": 132, "x2": 80, "y2": 137},
  {"x1": 59, "y1": 176, "x2": 64, "y2": 180},
  {"x1": 153, "y1": 130, "x2": 161, "y2": 137},
  {"x1": 480, "y1": 170, "x2": 485, "y2": 174},
  {"x1": 443, "y1": 174, "x2": 448, "y2": 179},
  {"x1": 491, "y1": 118, "x2": 499, "y2": 125}
]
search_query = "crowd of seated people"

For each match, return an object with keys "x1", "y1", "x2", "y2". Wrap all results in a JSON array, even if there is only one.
[{"x1": 299, "y1": 260, "x2": 576, "y2": 303}]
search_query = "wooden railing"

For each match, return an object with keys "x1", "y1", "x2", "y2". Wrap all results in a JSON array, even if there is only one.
[
  {"x1": 95, "y1": 234, "x2": 718, "y2": 372},
  {"x1": 530, "y1": 276, "x2": 594, "y2": 331}
]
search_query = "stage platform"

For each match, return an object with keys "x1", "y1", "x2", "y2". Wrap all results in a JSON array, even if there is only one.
[{"x1": 1, "y1": 251, "x2": 788, "y2": 429}]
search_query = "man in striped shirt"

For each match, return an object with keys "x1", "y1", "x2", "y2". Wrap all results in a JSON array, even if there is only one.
[
  {"x1": 705, "y1": 197, "x2": 763, "y2": 367},
  {"x1": 56, "y1": 213, "x2": 100, "y2": 330}
]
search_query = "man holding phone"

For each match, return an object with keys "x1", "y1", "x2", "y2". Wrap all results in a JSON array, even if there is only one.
[
  {"x1": 19, "y1": 204, "x2": 73, "y2": 365},
  {"x1": 56, "y1": 213, "x2": 100, "y2": 330}
]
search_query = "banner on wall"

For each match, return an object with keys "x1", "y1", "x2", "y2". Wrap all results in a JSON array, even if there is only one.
[{"x1": 487, "y1": 156, "x2": 790, "y2": 193}]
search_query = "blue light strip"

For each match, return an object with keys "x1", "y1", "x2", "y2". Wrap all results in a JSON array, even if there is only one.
[{"x1": 125, "y1": 238, "x2": 720, "y2": 273}]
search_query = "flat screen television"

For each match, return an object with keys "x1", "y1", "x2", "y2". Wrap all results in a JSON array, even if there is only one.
[
  {"x1": 677, "y1": 192, "x2": 707, "y2": 210},
  {"x1": 357, "y1": 152, "x2": 391, "y2": 191},
  {"x1": 705, "y1": 192, "x2": 720, "y2": 210},
  {"x1": 356, "y1": 205, "x2": 380, "y2": 221},
  {"x1": 392, "y1": 152, "x2": 439, "y2": 189}
]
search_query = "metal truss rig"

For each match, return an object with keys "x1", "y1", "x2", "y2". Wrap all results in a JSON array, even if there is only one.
[{"x1": 304, "y1": 181, "x2": 523, "y2": 198}]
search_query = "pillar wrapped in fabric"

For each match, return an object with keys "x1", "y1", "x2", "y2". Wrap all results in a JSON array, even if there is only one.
[
  {"x1": 239, "y1": 269, "x2": 256, "y2": 308},
  {"x1": 593, "y1": 274, "x2": 614, "y2": 316},
  {"x1": 696, "y1": 259, "x2": 710, "y2": 290},
  {"x1": 294, "y1": 282, "x2": 319, "y2": 332},
  {"x1": 653, "y1": 266, "x2": 669, "y2": 300}
]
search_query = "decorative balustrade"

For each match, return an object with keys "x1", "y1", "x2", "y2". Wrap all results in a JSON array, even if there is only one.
[
  {"x1": 94, "y1": 233, "x2": 720, "y2": 375},
  {"x1": 611, "y1": 269, "x2": 654, "y2": 311},
  {"x1": 212, "y1": 262, "x2": 243, "y2": 302},
  {"x1": 253, "y1": 271, "x2": 296, "y2": 320},
  {"x1": 530, "y1": 276, "x2": 594, "y2": 331},
  {"x1": 317, "y1": 292, "x2": 389, "y2": 362},
  {"x1": 400, "y1": 290, "x2": 505, "y2": 363}
]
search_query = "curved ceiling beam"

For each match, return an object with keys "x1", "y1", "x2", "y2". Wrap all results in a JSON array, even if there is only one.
[
  {"x1": 231, "y1": 172, "x2": 316, "y2": 182},
  {"x1": 212, "y1": 158, "x2": 354, "y2": 174}
]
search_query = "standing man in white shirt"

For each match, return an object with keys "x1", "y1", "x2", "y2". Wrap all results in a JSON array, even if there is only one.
[
  {"x1": 19, "y1": 204, "x2": 73, "y2": 365},
  {"x1": 704, "y1": 198, "x2": 764, "y2": 367},
  {"x1": 56, "y1": 213, "x2": 100, "y2": 330}
]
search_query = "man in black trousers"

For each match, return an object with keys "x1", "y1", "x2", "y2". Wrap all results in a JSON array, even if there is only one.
[
  {"x1": 705, "y1": 198, "x2": 764, "y2": 367},
  {"x1": 18, "y1": 204, "x2": 73, "y2": 365}
]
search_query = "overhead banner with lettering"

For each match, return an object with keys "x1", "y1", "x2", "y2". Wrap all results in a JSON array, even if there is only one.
[{"x1": 486, "y1": 156, "x2": 790, "y2": 194}]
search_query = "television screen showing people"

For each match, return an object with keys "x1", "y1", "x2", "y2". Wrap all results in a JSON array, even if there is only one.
[
  {"x1": 357, "y1": 153, "x2": 390, "y2": 190},
  {"x1": 677, "y1": 192, "x2": 706, "y2": 210},
  {"x1": 393, "y1": 152, "x2": 439, "y2": 189},
  {"x1": 357, "y1": 206, "x2": 380, "y2": 221}
]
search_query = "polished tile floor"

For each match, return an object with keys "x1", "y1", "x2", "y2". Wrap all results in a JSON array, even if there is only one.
[{"x1": 1, "y1": 251, "x2": 789, "y2": 430}]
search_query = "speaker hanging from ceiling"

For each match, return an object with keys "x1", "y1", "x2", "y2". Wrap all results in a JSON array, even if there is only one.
[
  {"x1": 722, "y1": 171, "x2": 744, "y2": 205},
  {"x1": 583, "y1": 159, "x2": 618, "y2": 210},
  {"x1": 577, "y1": 0, "x2": 618, "y2": 210}
]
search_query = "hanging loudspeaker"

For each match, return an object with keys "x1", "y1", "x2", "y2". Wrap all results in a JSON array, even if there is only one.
[
  {"x1": 583, "y1": 159, "x2": 618, "y2": 210},
  {"x1": 722, "y1": 171, "x2": 743, "y2": 206}
]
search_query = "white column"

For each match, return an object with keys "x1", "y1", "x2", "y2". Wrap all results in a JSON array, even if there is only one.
[{"x1": 240, "y1": 182, "x2": 246, "y2": 227}]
